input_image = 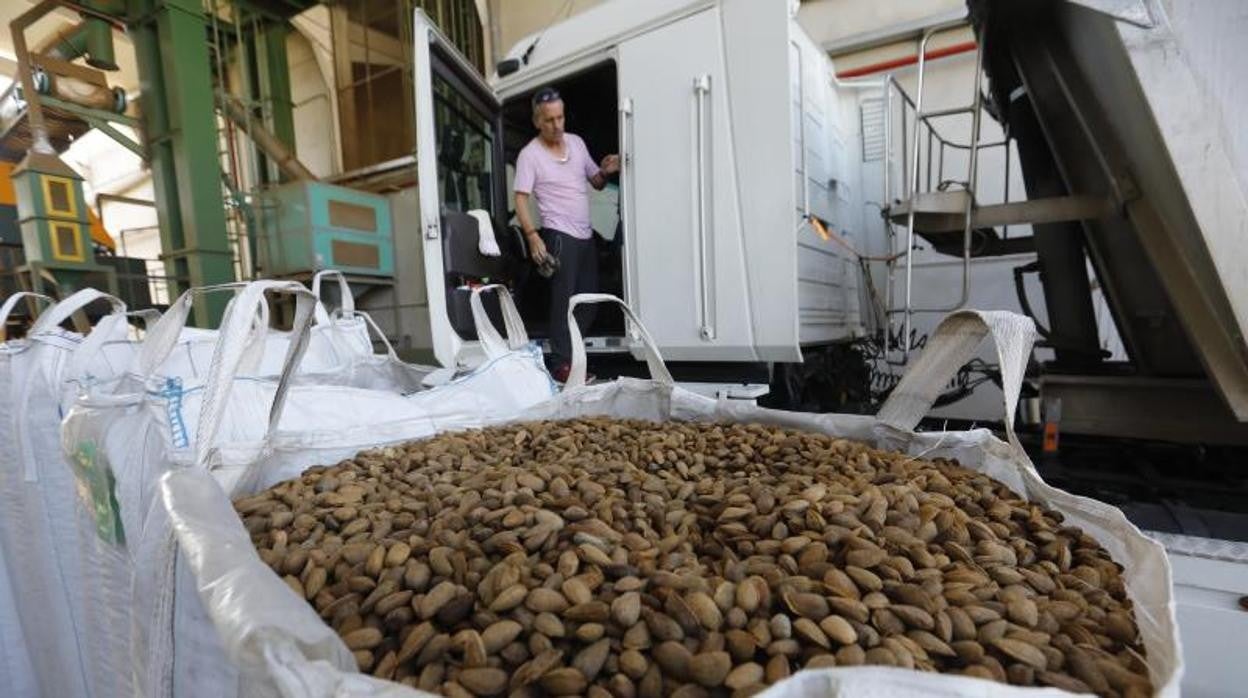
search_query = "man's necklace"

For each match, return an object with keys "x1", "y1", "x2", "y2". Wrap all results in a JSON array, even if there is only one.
[{"x1": 546, "y1": 140, "x2": 569, "y2": 163}]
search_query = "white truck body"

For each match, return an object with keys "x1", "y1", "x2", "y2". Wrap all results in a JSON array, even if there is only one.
[{"x1": 412, "y1": 0, "x2": 872, "y2": 368}]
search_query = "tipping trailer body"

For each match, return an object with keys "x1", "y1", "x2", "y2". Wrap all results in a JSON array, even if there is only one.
[
  {"x1": 970, "y1": 0, "x2": 1248, "y2": 441},
  {"x1": 970, "y1": 2, "x2": 1248, "y2": 694}
]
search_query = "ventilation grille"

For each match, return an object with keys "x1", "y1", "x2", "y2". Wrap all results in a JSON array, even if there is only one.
[{"x1": 860, "y1": 98, "x2": 886, "y2": 162}]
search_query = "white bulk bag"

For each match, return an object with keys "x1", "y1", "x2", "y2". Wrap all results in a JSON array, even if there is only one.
[
  {"x1": 0, "y1": 291, "x2": 54, "y2": 342},
  {"x1": 158, "y1": 293, "x2": 1182, "y2": 697},
  {"x1": 242, "y1": 269, "x2": 378, "y2": 377},
  {"x1": 0, "y1": 292, "x2": 53, "y2": 698},
  {"x1": 140, "y1": 271, "x2": 374, "y2": 383},
  {"x1": 61, "y1": 280, "x2": 555, "y2": 697},
  {"x1": 68, "y1": 280, "x2": 550, "y2": 552},
  {"x1": 0, "y1": 289, "x2": 140, "y2": 698},
  {"x1": 290, "y1": 282, "x2": 550, "y2": 398},
  {"x1": 290, "y1": 305, "x2": 431, "y2": 394},
  {"x1": 0, "y1": 540, "x2": 36, "y2": 698},
  {"x1": 306, "y1": 269, "x2": 376, "y2": 370}
]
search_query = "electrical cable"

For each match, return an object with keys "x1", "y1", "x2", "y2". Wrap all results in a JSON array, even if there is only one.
[
  {"x1": 808, "y1": 215, "x2": 905, "y2": 263},
  {"x1": 1013, "y1": 260, "x2": 1052, "y2": 338},
  {"x1": 799, "y1": 219, "x2": 1000, "y2": 412}
]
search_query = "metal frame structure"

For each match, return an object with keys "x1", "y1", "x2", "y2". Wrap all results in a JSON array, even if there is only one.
[
  {"x1": 127, "y1": 0, "x2": 235, "y2": 324},
  {"x1": 330, "y1": 0, "x2": 484, "y2": 174},
  {"x1": 871, "y1": 21, "x2": 1002, "y2": 360},
  {"x1": 876, "y1": 21, "x2": 1124, "y2": 365},
  {"x1": 5, "y1": 0, "x2": 316, "y2": 325}
]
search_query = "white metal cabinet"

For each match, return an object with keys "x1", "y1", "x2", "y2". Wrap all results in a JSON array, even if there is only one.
[{"x1": 617, "y1": 8, "x2": 755, "y2": 361}]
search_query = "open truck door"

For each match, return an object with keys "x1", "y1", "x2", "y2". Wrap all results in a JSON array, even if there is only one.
[{"x1": 412, "y1": 10, "x2": 507, "y2": 368}]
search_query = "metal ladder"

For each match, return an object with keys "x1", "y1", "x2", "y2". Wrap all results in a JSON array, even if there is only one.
[
  {"x1": 880, "y1": 22, "x2": 1114, "y2": 360},
  {"x1": 205, "y1": 0, "x2": 278, "y2": 283},
  {"x1": 888, "y1": 21, "x2": 988, "y2": 358}
]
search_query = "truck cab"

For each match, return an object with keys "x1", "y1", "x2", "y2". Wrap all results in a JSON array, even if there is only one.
[{"x1": 412, "y1": 0, "x2": 874, "y2": 371}]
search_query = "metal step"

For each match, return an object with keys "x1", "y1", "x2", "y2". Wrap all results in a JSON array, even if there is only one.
[
  {"x1": 888, "y1": 191, "x2": 1113, "y2": 233},
  {"x1": 925, "y1": 228, "x2": 1036, "y2": 258}
]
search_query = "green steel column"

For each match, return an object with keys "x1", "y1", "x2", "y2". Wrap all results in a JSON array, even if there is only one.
[
  {"x1": 261, "y1": 20, "x2": 296, "y2": 177},
  {"x1": 128, "y1": 0, "x2": 234, "y2": 325},
  {"x1": 242, "y1": 16, "x2": 297, "y2": 185}
]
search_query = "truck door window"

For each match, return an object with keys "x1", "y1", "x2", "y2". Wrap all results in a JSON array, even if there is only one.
[{"x1": 433, "y1": 72, "x2": 497, "y2": 217}]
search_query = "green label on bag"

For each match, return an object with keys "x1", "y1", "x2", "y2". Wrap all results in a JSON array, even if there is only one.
[{"x1": 70, "y1": 441, "x2": 125, "y2": 547}]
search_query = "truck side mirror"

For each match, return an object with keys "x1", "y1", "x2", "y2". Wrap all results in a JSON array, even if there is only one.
[{"x1": 497, "y1": 58, "x2": 521, "y2": 78}]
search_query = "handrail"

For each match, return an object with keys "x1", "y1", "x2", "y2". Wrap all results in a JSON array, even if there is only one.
[
  {"x1": 876, "y1": 22, "x2": 996, "y2": 360},
  {"x1": 857, "y1": 23, "x2": 1021, "y2": 363},
  {"x1": 885, "y1": 77, "x2": 1004, "y2": 153},
  {"x1": 900, "y1": 28, "x2": 936, "y2": 359}
]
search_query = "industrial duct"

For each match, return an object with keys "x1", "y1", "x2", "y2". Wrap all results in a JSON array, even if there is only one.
[
  {"x1": 217, "y1": 93, "x2": 316, "y2": 182},
  {"x1": 40, "y1": 2, "x2": 121, "y2": 72}
]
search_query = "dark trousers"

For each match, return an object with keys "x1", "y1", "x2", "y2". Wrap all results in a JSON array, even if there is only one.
[{"x1": 543, "y1": 228, "x2": 598, "y2": 366}]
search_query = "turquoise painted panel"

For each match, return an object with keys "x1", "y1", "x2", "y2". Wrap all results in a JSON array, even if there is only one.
[
  {"x1": 261, "y1": 180, "x2": 393, "y2": 277},
  {"x1": 306, "y1": 182, "x2": 391, "y2": 235},
  {"x1": 312, "y1": 226, "x2": 395, "y2": 276}
]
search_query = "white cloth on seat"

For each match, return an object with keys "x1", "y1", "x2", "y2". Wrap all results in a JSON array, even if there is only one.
[{"x1": 470, "y1": 208, "x2": 501, "y2": 257}]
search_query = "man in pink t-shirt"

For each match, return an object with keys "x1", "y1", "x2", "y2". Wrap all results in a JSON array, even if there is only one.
[{"x1": 514, "y1": 86, "x2": 619, "y2": 382}]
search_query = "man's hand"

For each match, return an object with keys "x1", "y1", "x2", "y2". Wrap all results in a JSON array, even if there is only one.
[
  {"x1": 600, "y1": 154, "x2": 621, "y2": 176},
  {"x1": 590, "y1": 155, "x2": 620, "y2": 190},
  {"x1": 526, "y1": 231, "x2": 549, "y2": 264},
  {"x1": 516, "y1": 192, "x2": 545, "y2": 263}
]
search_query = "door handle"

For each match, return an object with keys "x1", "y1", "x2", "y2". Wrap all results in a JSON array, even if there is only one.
[
  {"x1": 619, "y1": 97, "x2": 639, "y2": 334},
  {"x1": 692, "y1": 74, "x2": 715, "y2": 341}
]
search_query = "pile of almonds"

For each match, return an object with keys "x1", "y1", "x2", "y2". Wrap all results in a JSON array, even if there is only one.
[{"x1": 236, "y1": 418, "x2": 1153, "y2": 697}]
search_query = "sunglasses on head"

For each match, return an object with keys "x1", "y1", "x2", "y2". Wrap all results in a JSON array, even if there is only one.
[{"x1": 532, "y1": 88, "x2": 561, "y2": 108}]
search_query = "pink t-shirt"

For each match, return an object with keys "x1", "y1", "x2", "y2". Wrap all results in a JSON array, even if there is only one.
[{"x1": 513, "y1": 133, "x2": 599, "y2": 239}]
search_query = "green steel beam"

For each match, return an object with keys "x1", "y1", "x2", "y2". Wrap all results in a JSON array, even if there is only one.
[
  {"x1": 45, "y1": 22, "x2": 91, "y2": 60},
  {"x1": 82, "y1": 119, "x2": 144, "y2": 158},
  {"x1": 46, "y1": 2, "x2": 125, "y2": 68},
  {"x1": 82, "y1": 14, "x2": 119, "y2": 70},
  {"x1": 232, "y1": 12, "x2": 297, "y2": 185},
  {"x1": 237, "y1": 22, "x2": 271, "y2": 184},
  {"x1": 40, "y1": 94, "x2": 141, "y2": 129},
  {"x1": 127, "y1": 0, "x2": 234, "y2": 325}
]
